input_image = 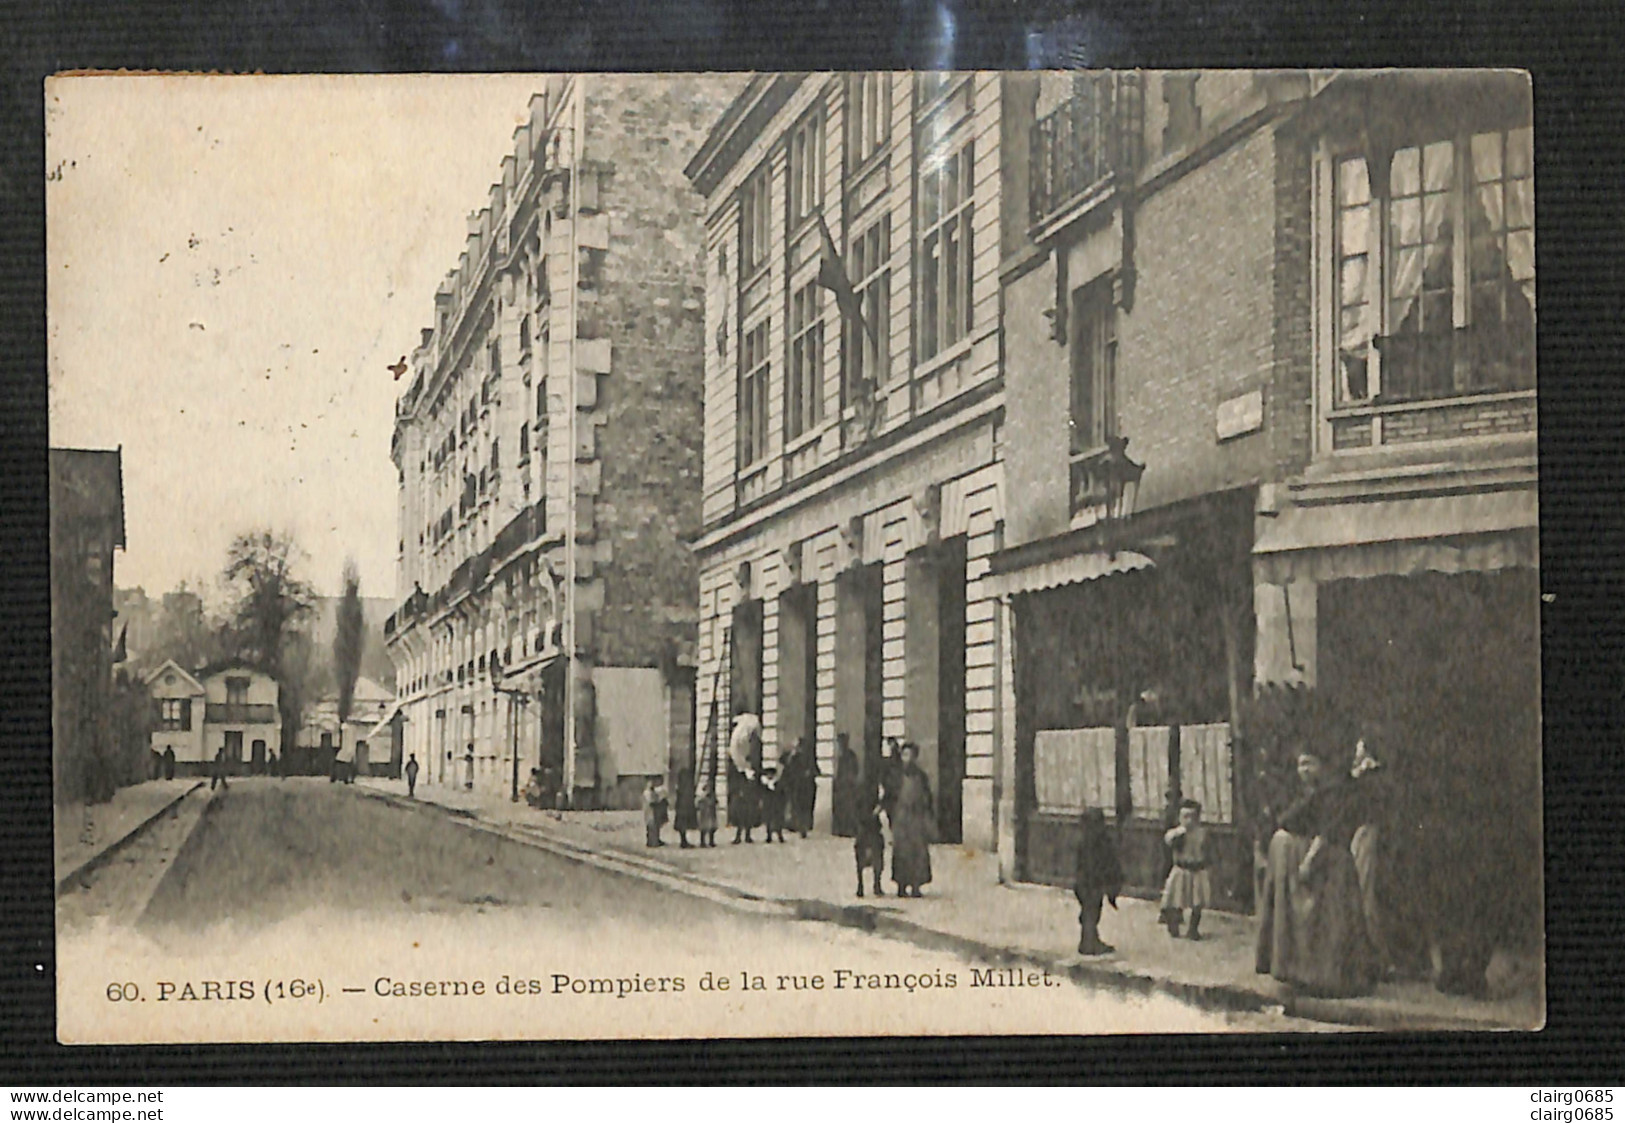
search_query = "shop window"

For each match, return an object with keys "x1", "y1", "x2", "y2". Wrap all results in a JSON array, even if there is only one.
[{"x1": 1333, "y1": 126, "x2": 1534, "y2": 407}]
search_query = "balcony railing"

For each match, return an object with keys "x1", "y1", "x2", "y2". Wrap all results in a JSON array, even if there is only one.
[
  {"x1": 1029, "y1": 73, "x2": 1143, "y2": 231},
  {"x1": 205, "y1": 702, "x2": 277, "y2": 724},
  {"x1": 387, "y1": 501, "x2": 546, "y2": 640}
]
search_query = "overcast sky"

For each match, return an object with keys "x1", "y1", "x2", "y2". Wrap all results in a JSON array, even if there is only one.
[{"x1": 47, "y1": 74, "x2": 546, "y2": 600}]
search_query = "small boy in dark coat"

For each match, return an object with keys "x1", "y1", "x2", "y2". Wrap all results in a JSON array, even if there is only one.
[
  {"x1": 759, "y1": 766, "x2": 787, "y2": 843},
  {"x1": 1074, "y1": 807, "x2": 1123, "y2": 955},
  {"x1": 854, "y1": 802, "x2": 886, "y2": 898}
]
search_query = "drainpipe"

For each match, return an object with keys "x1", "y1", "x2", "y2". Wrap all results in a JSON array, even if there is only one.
[{"x1": 562, "y1": 77, "x2": 583, "y2": 805}]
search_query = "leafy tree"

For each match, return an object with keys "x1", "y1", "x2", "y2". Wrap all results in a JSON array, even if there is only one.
[
  {"x1": 221, "y1": 529, "x2": 315, "y2": 753},
  {"x1": 147, "y1": 582, "x2": 229, "y2": 673}
]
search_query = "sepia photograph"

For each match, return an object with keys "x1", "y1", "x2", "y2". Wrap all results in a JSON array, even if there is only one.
[{"x1": 46, "y1": 68, "x2": 1542, "y2": 1043}]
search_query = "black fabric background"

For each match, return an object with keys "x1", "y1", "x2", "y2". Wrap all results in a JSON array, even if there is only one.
[{"x1": 2, "y1": 0, "x2": 1621, "y2": 1084}]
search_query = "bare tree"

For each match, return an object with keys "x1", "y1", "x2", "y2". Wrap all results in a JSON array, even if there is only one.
[
  {"x1": 333, "y1": 560, "x2": 364, "y2": 771},
  {"x1": 221, "y1": 529, "x2": 315, "y2": 754}
]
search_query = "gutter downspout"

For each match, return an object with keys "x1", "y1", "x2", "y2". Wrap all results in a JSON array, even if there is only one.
[{"x1": 562, "y1": 77, "x2": 584, "y2": 804}]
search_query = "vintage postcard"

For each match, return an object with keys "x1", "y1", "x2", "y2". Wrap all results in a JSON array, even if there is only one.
[{"x1": 47, "y1": 70, "x2": 1542, "y2": 1043}]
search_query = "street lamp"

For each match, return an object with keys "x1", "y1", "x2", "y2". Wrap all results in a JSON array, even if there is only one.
[{"x1": 1098, "y1": 435, "x2": 1146, "y2": 537}]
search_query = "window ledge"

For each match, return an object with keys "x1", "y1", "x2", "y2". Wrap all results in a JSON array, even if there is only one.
[
  {"x1": 783, "y1": 421, "x2": 831, "y2": 458},
  {"x1": 912, "y1": 333, "x2": 977, "y2": 383},
  {"x1": 1328, "y1": 387, "x2": 1535, "y2": 419}
]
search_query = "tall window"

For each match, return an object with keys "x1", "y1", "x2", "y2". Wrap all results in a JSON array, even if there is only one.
[
  {"x1": 226, "y1": 677, "x2": 249, "y2": 706},
  {"x1": 1334, "y1": 126, "x2": 1534, "y2": 406},
  {"x1": 1069, "y1": 280, "x2": 1118, "y2": 454},
  {"x1": 918, "y1": 142, "x2": 974, "y2": 360},
  {"x1": 740, "y1": 165, "x2": 771, "y2": 276},
  {"x1": 787, "y1": 284, "x2": 824, "y2": 439},
  {"x1": 847, "y1": 216, "x2": 891, "y2": 389},
  {"x1": 788, "y1": 111, "x2": 824, "y2": 225},
  {"x1": 850, "y1": 73, "x2": 892, "y2": 165},
  {"x1": 739, "y1": 321, "x2": 770, "y2": 467}
]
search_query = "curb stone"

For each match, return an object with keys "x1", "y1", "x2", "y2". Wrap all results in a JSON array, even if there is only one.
[
  {"x1": 358, "y1": 785, "x2": 1521, "y2": 1031},
  {"x1": 56, "y1": 782, "x2": 205, "y2": 896}
]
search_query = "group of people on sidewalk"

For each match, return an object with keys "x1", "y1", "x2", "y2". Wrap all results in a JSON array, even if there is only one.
[
  {"x1": 636, "y1": 716, "x2": 938, "y2": 901},
  {"x1": 1070, "y1": 736, "x2": 1394, "y2": 999}
]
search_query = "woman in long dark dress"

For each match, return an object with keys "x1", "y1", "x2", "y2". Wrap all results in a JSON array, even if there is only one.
[
  {"x1": 779, "y1": 740, "x2": 810, "y2": 837},
  {"x1": 1256, "y1": 750, "x2": 1378, "y2": 997},
  {"x1": 888, "y1": 742, "x2": 935, "y2": 897},
  {"x1": 672, "y1": 766, "x2": 698, "y2": 848},
  {"x1": 831, "y1": 735, "x2": 862, "y2": 838}
]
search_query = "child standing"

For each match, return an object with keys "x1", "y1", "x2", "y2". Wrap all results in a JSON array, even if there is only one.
[
  {"x1": 854, "y1": 802, "x2": 886, "y2": 898},
  {"x1": 759, "y1": 765, "x2": 787, "y2": 843},
  {"x1": 695, "y1": 782, "x2": 719, "y2": 848},
  {"x1": 643, "y1": 778, "x2": 669, "y2": 848},
  {"x1": 1073, "y1": 807, "x2": 1123, "y2": 955},
  {"x1": 1161, "y1": 798, "x2": 1212, "y2": 939}
]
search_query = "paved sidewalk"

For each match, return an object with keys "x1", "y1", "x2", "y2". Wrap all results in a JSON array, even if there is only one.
[
  {"x1": 362, "y1": 777, "x2": 1543, "y2": 1030},
  {"x1": 55, "y1": 779, "x2": 203, "y2": 888}
]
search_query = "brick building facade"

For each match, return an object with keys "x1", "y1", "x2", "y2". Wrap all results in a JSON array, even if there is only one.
[
  {"x1": 987, "y1": 66, "x2": 1538, "y2": 967},
  {"x1": 387, "y1": 75, "x2": 744, "y2": 808}
]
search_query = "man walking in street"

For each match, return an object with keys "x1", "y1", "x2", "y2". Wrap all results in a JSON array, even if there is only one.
[
  {"x1": 209, "y1": 747, "x2": 229, "y2": 791},
  {"x1": 405, "y1": 753, "x2": 419, "y2": 798}
]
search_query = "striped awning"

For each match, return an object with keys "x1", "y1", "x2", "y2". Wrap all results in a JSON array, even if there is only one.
[
  {"x1": 981, "y1": 549, "x2": 1155, "y2": 598},
  {"x1": 1252, "y1": 489, "x2": 1538, "y2": 585}
]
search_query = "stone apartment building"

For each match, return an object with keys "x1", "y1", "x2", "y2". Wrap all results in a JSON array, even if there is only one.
[
  {"x1": 986, "y1": 66, "x2": 1537, "y2": 954},
  {"x1": 386, "y1": 75, "x2": 745, "y2": 808},
  {"x1": 686, "y1": 73, "x2": 1010, "y2": 849}
]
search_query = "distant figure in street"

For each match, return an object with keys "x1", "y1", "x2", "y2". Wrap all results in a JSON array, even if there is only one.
[
  {"x1": 759, "y1": 765, "x2": 787, "y2": 843},
  {"x1": 696, "y1": 780, "x2": 719, "y2": 848},
  {"x1": 888, "y1": 741, "x2": 934, "y2": 898},
  {"x1": 162, "y1": 746, "x2": 176, "y2": 781},
  {"x1": 1161, "y1": 799, "x2": 1212, "y2": 940},
  {"x1": 727, "y1": 713, "x2": 763, "y2": 844},
  {"x1": 1074, "y1": 807, "x2": 1123, "y2": 955},
  {"x1": 464, "y1": 745, "x2": 475, "y2": 791},
  {"x1": 405, "y1": 753, "x2": 420, "y2": 798},
  {"x1": 642, "y1": 778, "x2": 669, "y2": 848},
  {"x1": 209, "y1": 747, "x2": 229, "y2": 791},
  {"x1": 831, "y1": 734, "x2": 862, "y2": 838},
  {"x1": 672, "y1": 766, "x2": 697, "y2": 848},
  {"x1": 853, "y1": 801, "x2": 886, "y2": 898}
]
